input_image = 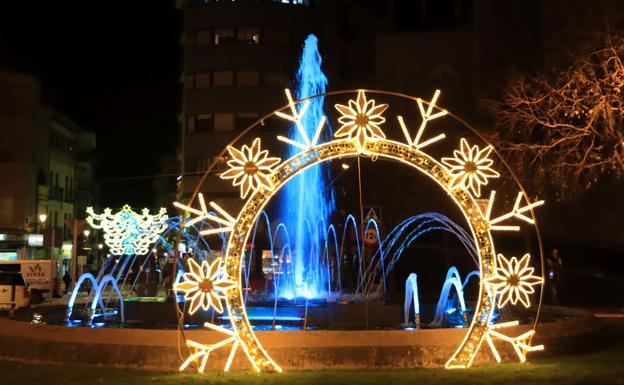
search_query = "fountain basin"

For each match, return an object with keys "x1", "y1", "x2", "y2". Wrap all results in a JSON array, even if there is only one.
[{"x1": 0, "y1": 306, "x2": 602, "y2": 370}]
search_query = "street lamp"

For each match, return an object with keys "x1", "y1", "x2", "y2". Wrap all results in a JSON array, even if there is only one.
[
  {"x1": 83, "y1": 229, "x2": 90, "y2": 238},
  {"x1": 38, "y1": 214, "x2": 48, "y2": 259}
]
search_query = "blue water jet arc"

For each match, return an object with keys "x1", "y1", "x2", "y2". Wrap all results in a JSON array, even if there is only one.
[{"x1": 277, "y1": 34, "x2": 335, "y2": 299}]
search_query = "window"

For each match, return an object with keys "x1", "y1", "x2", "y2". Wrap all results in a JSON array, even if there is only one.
[
  {"x1": 238, "y1": 28, "x2": 260, "y2": 44},
  {"x1": 264, "y1": 29, "x2": 289, "y2": 45},
  {"x1": 186, "y1": 116, "x2": 196, "y2": 133},
  {"x1": 185, "y1": 158, "x2": 197, "y2": 174},
  {"x1": 196, "y1": 114, "x2": 214, "y2": 132},
  {"x1": 197, "y1": 157, "x2": 211, "y2": 172},
  {"x1": 214, "y1": 113, "x2": 235, "y2": 132},
  {"x1": 196, "y1": 30, "x2": 212, "y2": 45},
  {"x1": 264, "y1": 71, "x2": 289, "y2": 87},
  {"x1": 185, "y1": 32, "x2": 195, "y2": 47},
  {"x1": 236, "y1": 113, "x2": 259, "y2": 129},
  {"x1": 214, "y1": 29, "x2": 235, "y2": 45},
  {"x1": 194, "y1": 72, "x2": 211, "y2": 88},
  {"x1": 184, "y1": 75, "x2": 194, "y2": 90},
  {"x1": 213, "y1": 71, "x2": 233, "y2": 87},
  {"x1": 211, "y1": 156, "x2": 229, "y2": 174},
  {"x1": 236, "y1": 71, "x2": 259, "y2": 86}
]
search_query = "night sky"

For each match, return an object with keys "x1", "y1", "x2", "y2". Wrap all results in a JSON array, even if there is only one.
[{"x1": 0, "y1": 1, "x2": 180, "y2": 209}]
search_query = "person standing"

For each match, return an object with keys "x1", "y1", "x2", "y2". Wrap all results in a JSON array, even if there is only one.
[
  {"x1": 62, "y1": 271, "x2": 71, "y2": 295},
  {"x1": 546, "y1": 249, "x2": 563, "y2": 305}
]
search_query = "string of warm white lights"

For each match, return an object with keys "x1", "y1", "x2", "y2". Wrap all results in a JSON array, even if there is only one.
[
  {"x1": 276, "y1": 88, "x2": 327, "y2": 151},
  {"x1": 398, "y1": 89, "x2": 447, "y2": 149},
  {"x1": 484, "y1": 321, "x2": 544, "y2": 363},
  {"x1": 174, "y1": 89, "x2": 545, "y2": 372},
  {"x1": 173, "y1": 193, "x2": 234, "y2": 235}
]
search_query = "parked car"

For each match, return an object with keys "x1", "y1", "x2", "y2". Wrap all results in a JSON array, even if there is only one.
[{"x1": 0, "y1": 271, "x2": 31, "y2": 310}]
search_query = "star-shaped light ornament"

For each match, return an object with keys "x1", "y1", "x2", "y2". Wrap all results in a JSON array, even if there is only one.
[
  {"x1": 441, "y1": 138, "x2": 500, "y2": 197},
  {"x1": 175, "y1": 258, "x2": 236, "y2": 315},
  {"x1": 485, "y1": 253, "x2": 543, "y2": 308},
  {"x1": 220, "y1": 138, "x2": 281, "y2": 199},
  {"x1": 334, "y1": 90, "x2": 389, "y2": 150},
  {"x1": 179, "y1": 323, "x2": 241, "y2": 373},
  {"x1": 485, "y1": 321, "x2": 544, "y2": 363}
]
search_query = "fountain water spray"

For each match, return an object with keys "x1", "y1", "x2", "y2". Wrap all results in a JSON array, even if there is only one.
[{"x1": 277, "y1": 34, "x2": 335, "y2": 299}]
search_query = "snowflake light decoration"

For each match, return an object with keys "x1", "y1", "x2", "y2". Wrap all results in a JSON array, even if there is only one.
[
  {"x1": 86, "y1": 205, "x2": 167, "y2": 256},
  {"x1": 484, "y1": 321, "x2": 544, "y2": 363},
  {"x1": 441, "y1": 138, "x2": 500, "y2": 197},
  {"x1": 175, "y1": 258, "x2": 236, "y2": 315},
  {"x1": 334, "y1": 90, "x2": 389, "y2": 150},
  {"x1": 173, "y1": 193, "x2": 234, "y2": 236},
  {"x1": 176, "y1": 89, "x2": 547, "y2": 372},
  {"x1": 220, "y1": 138, "x2": 281, "y2": 199},
  {"x1": 485, "y1": 253, "x2": 543, "y2": 308},
  {"x1": 179, "y1": 323, "x2": 241, "y2": 373}
]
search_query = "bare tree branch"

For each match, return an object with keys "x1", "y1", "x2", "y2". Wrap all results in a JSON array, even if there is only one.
[{"x1": 488, "y1": 32, "x2": 624, "y2": 196}]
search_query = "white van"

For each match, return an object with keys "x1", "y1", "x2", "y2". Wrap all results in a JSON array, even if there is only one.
[
  {"x1": 0, "y1": 260, "x2": 57, "y2": 303},
  {"x1": 0, "y1": 271, "x2": 31, "y2": 310}
]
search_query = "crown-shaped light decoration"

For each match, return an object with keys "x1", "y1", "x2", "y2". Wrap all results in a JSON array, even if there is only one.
[{"x1": 86, "y1": 205, "x2": 167, "y2": 255}]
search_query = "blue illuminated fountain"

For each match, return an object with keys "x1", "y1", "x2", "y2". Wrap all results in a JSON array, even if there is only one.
[
  {"x1": 63, "y1": 37, "x2": 489, "y2": 329},
  {"x1": 277, "y1": 34, "x2": 335, "y2": 299}
]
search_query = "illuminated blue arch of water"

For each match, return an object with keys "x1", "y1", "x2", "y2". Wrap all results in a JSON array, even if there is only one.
[
  {"x1": 277, "y1": 33, "x2": 335, "y2": 299},
  {"x1": 66, "y1": 214, "x2": 225, "y2": 324},
  {"x1": 242, "y1": 210, "x2": 480, "y2": 302}
]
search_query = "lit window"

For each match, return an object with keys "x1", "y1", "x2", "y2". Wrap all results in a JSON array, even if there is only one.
[
  {"x1": 196, "y1": 30, "x2": 212, "y2": 45},
  {"x1": 214, "y1": 29, "x2": 235, "y2": 45},
  {"x1": 236, "y1": 71, "x2": 259, "y2": 86},
  {"x1": 263, "y1": 71, "x2": 289, "y2": 87},
  {"x1": 214, "y1": 113, "x2": 235, "y2": 132},
  {"x1": 263, "y1": 29, "x2": 289, "y2": 45},
  {"x1": 238, "y1": 28, "x2": 260, "y2": 44},
  {"x1": 194, "y1": 72, "x2": 211, "y2": 88},
  {"x1": 213, "y1": 71, "x2": 234, "y2": 87}
]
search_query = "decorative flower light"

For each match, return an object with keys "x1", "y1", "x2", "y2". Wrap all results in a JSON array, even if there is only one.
[
  {"x1": 334, "y1": 90, "x2": 389, "y2": 149},
  {"x1": 220, "y1": 138, "x2": 281, "y2": 199},
  {"x1": 485, "y1": 253, "x2": 543, "y2": 308},
  {"x1": 175, "y1": 258, "x2": 236, "y2": 315},
  {"x1": 441, "y1": 138, "x2": 500, "y2": 197}
]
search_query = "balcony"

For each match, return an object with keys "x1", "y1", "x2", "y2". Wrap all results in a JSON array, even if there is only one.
[{"x1": 49, "y1": 186, "x2": 64, "y2": 202}]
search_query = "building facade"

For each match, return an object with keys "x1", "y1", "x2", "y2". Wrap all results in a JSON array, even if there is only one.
[
  {"x1": 177, "y1": 0, "x2": 318, "y2": 211},
  {"x1": 0, "y1": 69, "x2": 96, "y2": 277}
]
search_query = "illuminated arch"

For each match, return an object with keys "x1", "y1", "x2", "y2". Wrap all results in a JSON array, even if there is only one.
[{"x1": 174, "y1": 89, "x2": 546, "y2": 372}]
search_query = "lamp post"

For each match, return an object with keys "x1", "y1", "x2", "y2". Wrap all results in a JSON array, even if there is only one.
[
  {"x1": 38, "y1": 214, "x2": 48, "y2": 229},
  {"x1": 38, "y1": 214, "x2": 48, "y2": 259}
]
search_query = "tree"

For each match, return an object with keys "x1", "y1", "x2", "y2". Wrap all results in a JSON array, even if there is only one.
[{"x1": 489, "y1": 32, "x2": 624, "y2": 196}]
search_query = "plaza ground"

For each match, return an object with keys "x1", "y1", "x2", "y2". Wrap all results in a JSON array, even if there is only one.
[{"x1": 1, "y1": 319, "x2": 622, "y2": 385}]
